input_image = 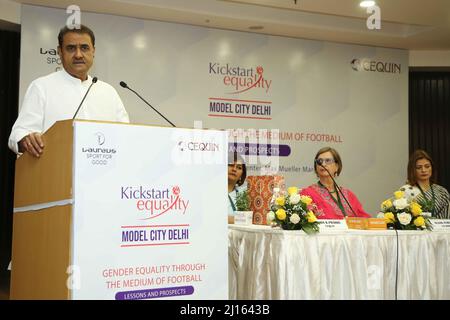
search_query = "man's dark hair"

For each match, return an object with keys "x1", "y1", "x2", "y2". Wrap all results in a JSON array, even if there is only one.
[{"x1": 58, "y1": 24, "x2": 96, "y2": 47}]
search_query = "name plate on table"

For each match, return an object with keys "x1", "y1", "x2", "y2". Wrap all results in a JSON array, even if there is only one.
[
  {"x1": 366, "y1": 218, "x2": 387, "y2": 230},
  {"x1": 318, "y1": 219, "x2": 348, "y2": 232},
  {"x1": 346, "y1": 217, "x2": 387, "y2": 230},
  {"x1": 429, "y1": 219, "x2": 450, "y2": 231},
  {"x1": 234, "y1": 211, "x2": 254, "y2": 225}
]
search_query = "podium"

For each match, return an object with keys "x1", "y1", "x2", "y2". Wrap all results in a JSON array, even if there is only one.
[{"x1": 11, "y1": 120, "x2": 228, "y2": 300}]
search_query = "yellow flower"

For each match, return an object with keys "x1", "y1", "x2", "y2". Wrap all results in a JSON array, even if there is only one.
[
  {"x1": 276, "y1": 209, "x2": 287, "y2": 221},
  {"x1": 300, "y1": 195, "x2": 313, "y2": 206},
  {"x1": 307, "y1": 211, "x2": 317, "y2": 223},
  {"x1": 384, "y1": 212, "x2": 395, "y2": 223},
  {"x1": 410, "y1": 202, "x2": 422, "y2": 217},
  {"x1": 414, "y1": 216, "x2": 425, "y2": 227},
  {"x1": 394, "y1": 191, "x2": 404, "y2": 199},
  {"x1": 287, "y1": 187, "x2": 299, "y2": 196},
  {"x1": 381, "y1": 199, "x2": 393, "y2": 210},
  {"x1": 276, "y1": 196, "x2": 285, "y2": 206}
]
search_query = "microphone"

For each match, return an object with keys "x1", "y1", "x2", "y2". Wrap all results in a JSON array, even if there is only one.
[
  {"x1": 119, "y1": 81, "x2": 176, "y2": 127},
  {"x1": 315, "y1": 159, "x2": 356, "y2": 217},
  {"x1": 72, "y1": 77, "x2": 98, "y2": 120}
]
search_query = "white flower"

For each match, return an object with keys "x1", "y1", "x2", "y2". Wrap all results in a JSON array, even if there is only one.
[
  {"x1": 397, "y1": 212, "x2": 412, "y2": 225},
  {"x1": 266, "y1": 211, "x2": 275, "y2": 222},
  {"x1": 289, "y1": 213, "x2": 301, "y2": 224},
  {"x1": 393, "y1": 198, "x2": 408, "y2": 210},
  {"x1": 376, "y1": 212, "x2": 385, "y2": 219},
  {"x1": 422, "y1": 212, "x2": 432, "y2": 218},
  {"x1": 289, "y1": 194, "x2": 301, "y2": 205},
  {"x1": 400, "y1": 185, "x2": 420, "y2": 201}
]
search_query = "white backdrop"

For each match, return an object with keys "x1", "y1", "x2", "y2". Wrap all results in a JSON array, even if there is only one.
[{"x1": 19, "y1": 5, "x2": 409, "y2": 214}]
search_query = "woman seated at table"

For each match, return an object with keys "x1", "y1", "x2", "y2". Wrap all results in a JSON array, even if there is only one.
[
  {"x1": 399, "y1": 149, "x2": 450, "y2": 219},
  {"x1": 300, "y1": 147, "x2": 371, "y2": 219},
  {"x1": 228, "y1": 152, "x2": 247, "y2": 223}
]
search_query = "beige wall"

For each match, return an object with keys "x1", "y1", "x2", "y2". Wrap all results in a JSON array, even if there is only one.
[
  {"x1": 409, "y1": 50, "x2": 450, "y2": 67},
  {"x1": 0, "y1": 0, "x2": 20, "y2": 24}
]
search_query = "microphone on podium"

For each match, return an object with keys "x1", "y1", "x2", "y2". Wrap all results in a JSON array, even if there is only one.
[
  {"x1": 119, "y1": 81, "x2": 176, "y2": 127},
  {"x1": 315, "y1": 158, "x2": 356, "y2": 217},
  {"x1": 73, "y1": 77, "x2": 98, "y2": 120}
]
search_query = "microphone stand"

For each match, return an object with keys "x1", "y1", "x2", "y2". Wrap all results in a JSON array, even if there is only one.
[
  {"x1": 73, "y1": 77, "x2": 97, "y2": 120},
  {"x1": 120, "y1": 81, "x2": 176, "y2": 127},
  {"x1": 317, "y1": 161, "x2": 356, "y2": 217}
]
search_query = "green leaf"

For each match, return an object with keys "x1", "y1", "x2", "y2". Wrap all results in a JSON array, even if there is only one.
[{"x1": 235, "y1": 190, "x2": 250, "y2": 211}]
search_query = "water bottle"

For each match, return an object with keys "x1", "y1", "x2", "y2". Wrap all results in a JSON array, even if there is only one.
[{"x1": 270, "y1": 187, "x2": 281, "y2": 208}]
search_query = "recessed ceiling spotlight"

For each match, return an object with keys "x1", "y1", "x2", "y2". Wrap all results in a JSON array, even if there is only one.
[
  {"x1": 249, "y1": 26, "x2": 264, "y2": 30},
  {"x1": 360, "y1": 1, "x2": 376, "y2": 7}
]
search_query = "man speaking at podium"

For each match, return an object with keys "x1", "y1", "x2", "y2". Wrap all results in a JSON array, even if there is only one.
[{"x1": 8, "y1": 24, "x2": 129, "y2": 158}]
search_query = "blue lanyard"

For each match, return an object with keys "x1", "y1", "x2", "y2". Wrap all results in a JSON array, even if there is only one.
[{"x1": 228, "y1": 192, "x2": 237, "y2": 211}]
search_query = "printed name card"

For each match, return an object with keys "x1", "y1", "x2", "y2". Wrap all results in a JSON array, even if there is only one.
[
  {"x1": 345, "y1": 217, "x2": 366, "y2": 230},
  {"x1": 234, "y1": 211, "x2": 254, "y2": 225},
  {"x1": 345, "y1": 217, "x2": 387, "y2": 230},
  {"x1": 318, "y1": 219, "x2": 348, "y2": 232},
  {"x1": 366, "y1": 218, "x2": 387, "y2": 230},
  {"x1": 429, "y1": 219, "x2": 450, "y2": 231}
]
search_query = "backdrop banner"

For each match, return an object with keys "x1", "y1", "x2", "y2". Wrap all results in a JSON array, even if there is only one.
[{"x1": 20, "y1": 4, "x2": 409, "y2": 214}]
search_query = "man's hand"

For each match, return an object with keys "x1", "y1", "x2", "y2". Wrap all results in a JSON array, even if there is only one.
[{"x1": 19, "y1": 133, "x2": 44, "y2": 158}]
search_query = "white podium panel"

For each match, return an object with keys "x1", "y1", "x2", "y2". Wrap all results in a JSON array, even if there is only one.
[{"x1": 72, "y1": 121, "x2": 228, "y2": 300}]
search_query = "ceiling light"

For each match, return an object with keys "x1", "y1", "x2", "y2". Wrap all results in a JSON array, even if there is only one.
[{"x1": 360, "y1": 1, "x2": 376, "y2": 7}]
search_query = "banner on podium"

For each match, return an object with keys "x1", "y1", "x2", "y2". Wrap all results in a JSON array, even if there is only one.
[{"x1": 71, "y1": 121, "x2": 228, "y2": 300}]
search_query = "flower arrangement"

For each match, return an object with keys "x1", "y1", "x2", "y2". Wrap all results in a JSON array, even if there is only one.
[
  {"x1": 398, "y1": 185, "x2": 435, "y2": 216},
  {"x1": 235, "y1": 190, "x2": 250, "y2": 211},
  {"x1": 266, "y1": 187, "x2": 320, "y2": 234},
  {"x1": 378, "y1": 190, "x2": 432, "y2": 230}
]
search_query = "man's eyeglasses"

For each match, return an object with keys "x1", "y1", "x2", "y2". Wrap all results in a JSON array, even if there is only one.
[{"x1": 316, "y1": 158, "x2": 335, "y2": 165}]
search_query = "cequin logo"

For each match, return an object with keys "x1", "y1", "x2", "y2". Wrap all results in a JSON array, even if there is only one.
[
  {"x1": 121, "y1": 185, "x2": 189, "y2": 220},
  {"x1": 177, "y1": 141, "x2": 220, "y2": 152},
  {"x1": 209, "y1": 62, "x2": 272, "y2": 94},
  {"x1": 351, "y1": 58, "x2": 401, "y2": 74}
]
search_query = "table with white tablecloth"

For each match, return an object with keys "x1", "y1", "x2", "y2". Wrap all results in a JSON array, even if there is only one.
[{"x1": 228, "y1": 225, "x2": 450, "y2": 300}]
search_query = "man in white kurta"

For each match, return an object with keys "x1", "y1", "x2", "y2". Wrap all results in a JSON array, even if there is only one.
[
  {"x1": 8, "y1": 24, "x2": 129, "y2": 156},
  {"x1": 8, "y1": 69, "x2": 129, "y2": 154}
]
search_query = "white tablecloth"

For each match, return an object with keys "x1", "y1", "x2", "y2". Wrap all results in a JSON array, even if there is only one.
[{"x1": 228, "y1": 225, "x2": 450, "y2": 300}]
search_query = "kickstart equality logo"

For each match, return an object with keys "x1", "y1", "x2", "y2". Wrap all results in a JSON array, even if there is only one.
[
  {"x1": 209, "y1": 62, "x2": 272, "y2": 94},
  {"x1": 121, "y1": 185, "x2": 189, "y2": 220}
]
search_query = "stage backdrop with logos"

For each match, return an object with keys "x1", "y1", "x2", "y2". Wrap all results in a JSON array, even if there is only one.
[{"x1": 19, "y1": 5, "x2": 409, "y2": 214}]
